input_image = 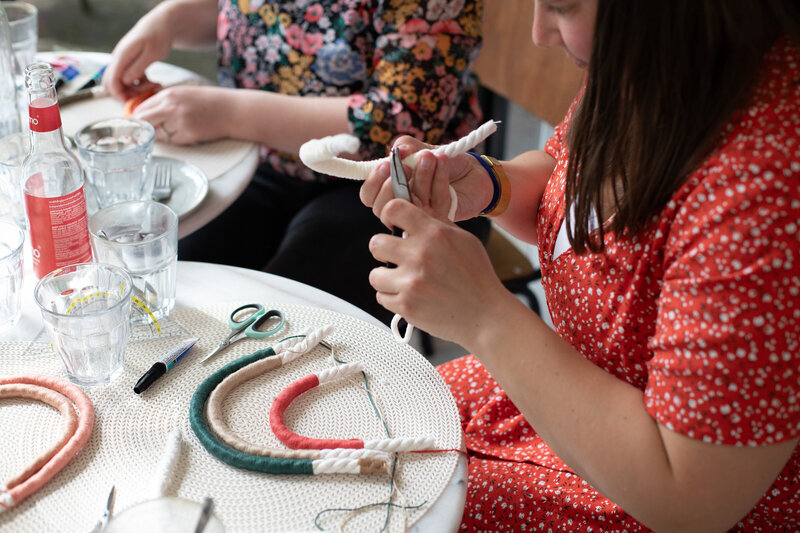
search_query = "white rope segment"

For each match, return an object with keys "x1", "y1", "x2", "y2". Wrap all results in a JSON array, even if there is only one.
[
  {"x1": 311, "y1": 457, "x2": 384, "y2": 475},
  {"x1": 363, "y1": 436, "x2": 437, "y2": 453},
  {"x1": 274, "y1": 326, "x2": 334, "y2": 365},
  {"x1": 150, "y1": 427, "x2": 183, "y2": 499},
  {"x1": 299, "y1": 120, "x2": 497, "y2": 182},
  {"x1": 299, "y1": 120, "x2": 500, "y2": 345}
]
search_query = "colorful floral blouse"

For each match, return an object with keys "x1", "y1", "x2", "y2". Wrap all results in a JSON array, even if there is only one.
[
  {"x1": 217, "y1": 0, "x2": 484, "y2": 181},
  {"x1": 439, "y1": 37, "x2": 800, "y2": 531}
]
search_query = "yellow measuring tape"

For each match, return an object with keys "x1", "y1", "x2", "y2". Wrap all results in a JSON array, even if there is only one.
[{"x1": 63, "y1": 285, "x2": 162, "y2": 334}]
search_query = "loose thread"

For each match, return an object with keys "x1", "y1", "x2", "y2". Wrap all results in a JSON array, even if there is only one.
[
  {"x1": 314, "y1": 350, "x2": 432, "y2": 532},
  {"x1": 410, "y1": 448, "x2": 469, "y2": 459}
]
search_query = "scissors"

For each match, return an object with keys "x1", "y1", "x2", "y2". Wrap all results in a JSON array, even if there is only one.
[
  {"x1": 200, "y1": 304, "x2": 286, "y2": 363},
  {"x1": 90, "y1": 485, "x2": 116, "y2": 533}
]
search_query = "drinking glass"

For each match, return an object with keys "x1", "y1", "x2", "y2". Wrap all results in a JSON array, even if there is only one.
[
  {"x1": 34, "y1": 263, "x2": 133, "y2": 386},
  {"x1": 0, "y1": 219, "x2": 24, "y2": 332},
  {"x1": 3, "y1": 1, "x2": 37, "y2": 128},
  {"x1": 0, "y1": 131, "x2": 29, "y2": 228},
  {"x1": 75, "y1": 118, "x2": 156, "y2": 209},
  {"x1": 89, "y1": 200, "x2": 178, "y2": 323}
]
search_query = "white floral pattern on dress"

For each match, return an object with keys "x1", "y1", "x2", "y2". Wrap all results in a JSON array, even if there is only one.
[{"x1": 438, "y1": 37, "x2": 800, "y2": 532}]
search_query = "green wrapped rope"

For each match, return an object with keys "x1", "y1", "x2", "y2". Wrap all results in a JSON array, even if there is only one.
[{"x1": 189, "y1": 347, "x2": 315, "y2": 475}]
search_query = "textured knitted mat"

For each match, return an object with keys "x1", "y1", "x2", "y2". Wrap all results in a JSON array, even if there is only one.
[{"x1": 0, "y1": 302, "x2": 463, "y2": 532}]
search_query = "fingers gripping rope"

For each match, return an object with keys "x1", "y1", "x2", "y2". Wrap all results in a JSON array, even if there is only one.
[{"x1": 300, "y1": 120, "x2": 500, "y2": 345}]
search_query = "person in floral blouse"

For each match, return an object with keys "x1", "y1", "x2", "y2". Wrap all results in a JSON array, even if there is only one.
[
  {"x1": 103, "y1": 0, "x2": 489, "y2": 324},
  {"x1": 361, "y1": 0, "x2": 800, "y2": 531}
]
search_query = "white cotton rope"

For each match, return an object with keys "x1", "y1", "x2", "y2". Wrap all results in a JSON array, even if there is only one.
[
  {"x1": 299, "y1": 120, "x2": 500, "y2": 345},
  {"x1": 363, "y1": 436, "x2": 436, "y2": 453},
  {"x1": 273, "y1": 326, "x2": 334, "y2": 364},
  {"x1": 316, "y1": 362, "x2": 365, "y2": 385},
  {"x1": 150, "y1": 427, "x2": 183, "y2": 499},
  {"x1": 298, "y1": 120, "x2": 498, "y2": 182}
]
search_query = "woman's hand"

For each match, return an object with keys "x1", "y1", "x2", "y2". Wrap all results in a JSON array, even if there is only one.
[
  {"x1": 360, "y1": 136, "x2": 494, "y2": 223},
  {"x1": 103, "y1": 7, "x2": 173, "y2": 101},
  {"x1": 132, "y1": 86, "x2": 236, "y2": 145},
  {"x1": 368, "y1": 199, "x2": 509, "y2": 345}
]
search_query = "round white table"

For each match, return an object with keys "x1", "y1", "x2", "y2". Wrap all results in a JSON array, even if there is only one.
[
  {"x1": 3, "y1": 260, "x2": 467, "y2": 532},
  {"x1": 38, "y1": 51, "x2": 260, "y2": 239}
]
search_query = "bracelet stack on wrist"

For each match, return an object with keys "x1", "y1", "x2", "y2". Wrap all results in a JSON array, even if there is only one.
[{"x1": 467, "y1": 152, "x2": 511, "y2": 217}]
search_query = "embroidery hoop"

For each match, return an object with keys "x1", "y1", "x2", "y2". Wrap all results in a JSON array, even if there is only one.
[
  {"x1": 191, "y1": 326, "x2": 435, "y2": 475},
  {"x1": 0, "y1": 375, "x2": 94, "y2": 513}
]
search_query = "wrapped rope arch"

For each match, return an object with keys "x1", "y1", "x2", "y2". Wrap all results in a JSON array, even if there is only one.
[
  {"x1": 190, "y1": 326, "x2": 435, "y2": 475},
  {"x1": 0, "y1": 375, "x2": 94, "y2": 513}
]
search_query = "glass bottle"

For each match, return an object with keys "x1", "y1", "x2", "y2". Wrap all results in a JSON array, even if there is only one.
[
  {"x1": 22, "y1": 62, "x2": 92, "y2": 279},
  {"x1": 0, "y1": 4, "x2": 20, "y2": 137}
]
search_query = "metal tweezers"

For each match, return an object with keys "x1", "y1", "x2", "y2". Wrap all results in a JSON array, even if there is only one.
[{"x1": 389, "y1": 147, "x2": 411, "y2": 239}]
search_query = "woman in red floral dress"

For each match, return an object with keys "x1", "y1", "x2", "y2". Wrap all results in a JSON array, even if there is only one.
[{"x1": 361, "y1": 1, "x2": 800, "y2": 531}]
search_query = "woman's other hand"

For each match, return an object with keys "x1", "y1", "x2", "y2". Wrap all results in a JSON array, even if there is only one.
[
  {"x1": 132, "y1": 86, "x2": 235, "y2": 145},
  {"x1": 368, "y1": 200, "x2": 508, "y2": 345},
  {"x1": 360, "y1": 136, "x2": 494, "y2": 223},
  {"x1": 103, "y1": 7, "x2": 173, "y2": 101}
]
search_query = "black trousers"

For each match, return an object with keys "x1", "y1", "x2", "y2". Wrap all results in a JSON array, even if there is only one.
[{"x1": 179, "y1": 164, "x2": 490, "y2": 325}]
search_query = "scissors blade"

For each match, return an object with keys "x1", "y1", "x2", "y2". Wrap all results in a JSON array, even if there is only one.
[
  {"x1": 390, "y1": 147, "x2": 411, "y2": 201},
  {"x1": 91, "y1": 486, "x2": 115, "y2": 533},
  {"x1": 200, "y1": 342, "x2": 228, "y2": 364}
]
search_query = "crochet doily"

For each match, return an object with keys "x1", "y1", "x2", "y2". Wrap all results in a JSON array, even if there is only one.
[{"x1": 0, "y1": 303, "x2": 463, "y2": 532}]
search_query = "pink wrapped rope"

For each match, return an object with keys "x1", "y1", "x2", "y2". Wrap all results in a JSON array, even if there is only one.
[{"x1": 0, "y1": 375, "x2": 94, "y2": 513}]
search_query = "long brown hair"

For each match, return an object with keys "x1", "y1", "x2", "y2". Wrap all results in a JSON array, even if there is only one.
[{"x1": 565, "y1": 0, "x2": 800, "y2": 254}]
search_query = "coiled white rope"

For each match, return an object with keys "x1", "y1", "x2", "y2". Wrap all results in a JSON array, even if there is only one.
[{"x1": 299, "y1": 120, "x2": 499, "y2": 344}]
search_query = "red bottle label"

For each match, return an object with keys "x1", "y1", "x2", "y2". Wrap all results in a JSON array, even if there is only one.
[
  {"x1": 24, "y1": 182, "x2": 93, "y2": 278},
  {"x1": 29, "y1": 101, "x2": 62, "y2": 133}
]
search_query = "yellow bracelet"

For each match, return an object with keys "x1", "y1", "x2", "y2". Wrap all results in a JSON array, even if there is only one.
[{"x1": 479, "y1": 155, "x2": 511, "y2": 217}]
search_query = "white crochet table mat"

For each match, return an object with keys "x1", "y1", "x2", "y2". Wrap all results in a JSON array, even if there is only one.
[{"x1": 0, "y1": 303, "x2": 464, "y2": 532}]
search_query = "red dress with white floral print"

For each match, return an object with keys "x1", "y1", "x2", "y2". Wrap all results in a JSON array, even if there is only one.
[{"x1": 438, "y1": 37, "x2": 800, "y2": 532}]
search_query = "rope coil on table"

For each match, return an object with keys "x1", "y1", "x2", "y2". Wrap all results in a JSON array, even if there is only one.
[{"x1": 0, "y1": 375, "x2": 94, "y2": 513}]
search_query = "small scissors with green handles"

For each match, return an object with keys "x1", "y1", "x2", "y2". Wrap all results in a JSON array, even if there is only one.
[{"x1": 200, "y1": 304, "x2": 285, "y2": 363}]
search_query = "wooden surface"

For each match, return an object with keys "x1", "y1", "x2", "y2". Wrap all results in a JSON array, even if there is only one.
[{"x1": 474, "y1": 0, "x2": 584, "y2": 126}]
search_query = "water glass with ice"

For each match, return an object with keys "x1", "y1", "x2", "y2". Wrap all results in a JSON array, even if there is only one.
[
  {"x1": 89, "y1": 200, "x2": 178, "y2": 323},
  {"x1": 0, "y1": 220, "x2": 24, "y2": 332},
  {"x1": 34, "y1": 263, "x2": 133, "y2": 386},
  {"x1": 75, "y1": 118, "x2": 155, "y2": 209}
]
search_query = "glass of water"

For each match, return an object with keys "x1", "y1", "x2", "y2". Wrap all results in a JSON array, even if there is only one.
[
  {"x1": 88, "y1": 200, "x2": 178, "y2": 323},
  {"x1": 0, "y1": 219, "x2": 24, "y2": 333},
  {"x1": 75, "y1": 118, "x2": 156, "y2": 209},
  {"x1": 0, "y1": 132, "x2": 28, "y2": 228},
  {"x1": 3, "y1": 2, "x2": 37, "y2": 129},
  {"x1": 34, "y1": 263, "x2": 132, "y2": 386}
]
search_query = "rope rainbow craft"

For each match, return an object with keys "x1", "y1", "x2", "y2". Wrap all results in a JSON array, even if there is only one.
[
  {"x1": 190, "y1": 326, "x2": 435, "y2": 475},
  {"x1": 0, "y1": 375, "x2": 94, "y2": 513},
  {"x1": 299, "y1": 120, "x2": 500, "y2": 343}
]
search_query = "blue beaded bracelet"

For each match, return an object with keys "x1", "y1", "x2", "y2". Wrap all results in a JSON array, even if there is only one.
[{"x1": 467, "y1": 151, "x2": 500, "y2": 214}]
